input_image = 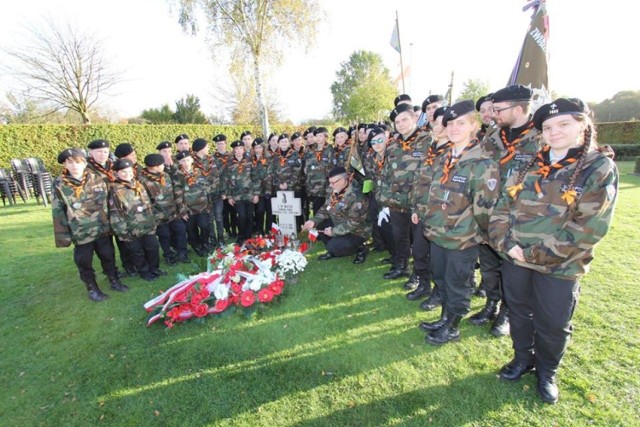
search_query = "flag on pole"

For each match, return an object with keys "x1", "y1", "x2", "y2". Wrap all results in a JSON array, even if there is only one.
[
  {"x1": 271, "y1": 222, "x2": 280, "y2": 235},
  {"x1": 390, "y1": 19, "x2": 401, "y2": 54},
  {"x1": 509, "y1": 0, "x2": 551, "y2": 111},
  {"x1": 308, "y1": 229, "x2": 319, "y2": 242}
]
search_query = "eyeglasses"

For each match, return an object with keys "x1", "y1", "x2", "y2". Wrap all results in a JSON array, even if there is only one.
[
  {"x1": 329, "y1": 177, "x2": 344, "y2": 185},
  {"x1": 492, "y1": 105, "x2": 517, "y2": 114},
  {"x1": 370, "y1": 138, "x2": 385, "y2": 145}
]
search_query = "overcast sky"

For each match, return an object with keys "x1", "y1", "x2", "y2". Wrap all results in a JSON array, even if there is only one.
[{"x1": 0, "y1": 0, "x2": 637, "y2": 123}]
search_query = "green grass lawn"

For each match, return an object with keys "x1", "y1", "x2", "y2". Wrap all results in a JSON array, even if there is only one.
[{"x1": 1, "y1": 162, "x2": 639, "y2": 426}]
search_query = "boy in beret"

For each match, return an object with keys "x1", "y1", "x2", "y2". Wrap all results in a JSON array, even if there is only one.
[
  {"x1": 192, "y1": 138, "x2": 221, "y2": 249},
  {"x1": 240, "y1": 130, "x2": 253, "y2": 153},
  {"x1": 223, "y1": 141, "x2": 260, "y2": 243},
  {"x1": 421, "y1": 95, "x2": 444, "y2": 130},
  {"x1": 139, "y1": 153, "x2": 190, "y2": 265},
  {"x1": 302, "y1": 166, "x2": 370, "y2": 263},
  {"x1": 304, "y1": 126, "x2": 335, "y2": 217},
  {"x1": 175, "y1": 134, "x2": 191, "y2": 153},
  {"x1": 114, "y1": 143, "x2": 143, "y2": 178},
  {"x1": 250, "y1": 138, "x2": 271, "y2": 235},
  {"x1": 394, "y1": 94, "x2": 412, "y2": 107},
  {"x1": 156, "y1": 141, "x2": 178, "y2": 177},
  {"x1": 109, "y1": 159, "x2": 163, "y2": 281},
  {"x1": 213, "y1": 133, "x2": 238, "y2": 240},
  {"x1": 272, "y1": 134, "x2": 305, "y2": 230},
  {"x1": 332, "y1": 127, "x2": 351, "y2": 168},
  {"x1": 86, "y1": 139, "x2": 116, "y2": 183},
  {"x1": 52, "y1": 148, "x2": 129, "y2": 301}
]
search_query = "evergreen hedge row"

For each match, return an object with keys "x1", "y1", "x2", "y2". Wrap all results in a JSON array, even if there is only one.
[
  {"x1": 596, "y1": 121, "x2": 640, "y2": 145},
  {"x1": 0, "y1": 124, "x2": 303, "y2": 175}
]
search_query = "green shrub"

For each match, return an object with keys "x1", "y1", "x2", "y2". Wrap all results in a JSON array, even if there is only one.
[
  {"x1": 635, "y1": 157, "x2": 640, "y2": 174},
  {"x1": 608, "y1": 144, "x2": 640, "y2": 160},
  {"x1": 596, "y1": 121, "x2": 640, "y2": 145}
]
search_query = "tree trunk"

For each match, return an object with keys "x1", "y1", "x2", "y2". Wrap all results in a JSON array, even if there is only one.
[
  {"x1": 80, "y1": 110, "x2": 91, "y2": 125},
  {"x1": 252, "y1": 54, "x2": 269, "y2": 137}
]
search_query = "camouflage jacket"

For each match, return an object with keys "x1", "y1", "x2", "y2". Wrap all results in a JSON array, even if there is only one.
[
  {"x1": 213, "y1": 152, "x2": 230, "y2": 193},
  {"x1": 52, "y1": 170, "x2": 111, "y2": 247},
  {"x1": 422, "y1": 141, "x2": 500, "y2": 250},
  {"x1": 488, "y1": 148, "x2": 618, "y2": 279},
  {"x1": 224, "y1": 156, "x2": 260, "y2": 202},
  {"x1": 410, "y1": 139, "x2": 452, "y2": 222},
  {"x1": 139, "y1": 169, "x2": 187, "y2": 223},
  {"x1": 108, "y1": 179, "x2": 157, "y2": 241},
  {"x1": 173, "y1": 167, "x2": 211, "y2": 215},
  {"x1": 362, "y1": 147, "x2": 385, "y2": 200},
  {"x1": 378, "y1": 128, "x2": 432, "y2": 210},
  {"x1": 193, "y1": 153, "x2": 221, "y2": 196},
  {"x1": 312, "y1": 182, "x2": 371, "y2": 239},
  {"x1": 272, "y1": 149, "x2": 304, "y2": 192},
  {"x1": 482, "y1": 120, "x2": 541, "y2": 187},
  {"x1": 304, "y1": 145, "x2": 335, "y2": 197},
  {"x1": 251, "y1": 155, "x2": 272, "y2": 195},
  {"x1": 333, "y1": 143, "x2": 351, "y2": 168}
]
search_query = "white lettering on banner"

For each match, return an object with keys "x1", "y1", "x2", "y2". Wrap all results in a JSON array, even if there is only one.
[{"x1": 529, "y1": 27, "x2": 546, "y2": 52}]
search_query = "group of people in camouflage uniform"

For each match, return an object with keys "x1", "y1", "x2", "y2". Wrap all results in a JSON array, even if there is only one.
[{"x1": 52, "y1": 84, "x2": 618, "y2": 405}]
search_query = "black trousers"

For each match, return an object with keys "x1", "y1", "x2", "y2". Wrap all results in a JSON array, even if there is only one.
[
  {"x1": 210, "y1": 198, "x2": 224, "y2": 242},
  {"x1": 301, "y1": 188, "x2": 310, "y2": 221},
  {"x1": 125, "y1": 233, "x2": 160, "y2": 274},
  {"x1": 187, "y1": 212, "x2": 211, "y2": 249},
  {"x1": 253, "y1": 196, "x2": 268, "y2": 235},
  {"x1": 309, "y1": 196, "x2": 326, "y2": 218},
  {"x1": 157, "y1": 218, "x2": 188, "y2": 258},
  {"x1": 390, "y1": 209, "x2": 411, "y2": 264},
  {"x1": 74, "y1": 236, "x2": 117, "y2": 282},
  {"x1": 234, "y1": 200, "x2": 255, "y2": 242},
  {"x1": 479, "y1": 244, "x2": 502, "y2": 301},
  {"x1": 369, "y1": 196, "x2": 394, "y2": 254},
  {"x1": 265, "y1": 195, "x2": 274, "y2": 234},
  {"x1": 501, "y1": 261, "x2": 580, "y2": 377},
  {"x1": 430, "y1": 243, "x2": 479, "y2": 317},
  {"x1": 223, "y1": 200, "x2": 237, "y2": 234},
  {"x1": 411, "y1": 221, "x2": 431, "y2": 273},
  {"x1": 316, "y1": 219, "x2": 366, "y2": 257},
  {"x1": 115, "y1": 235, "x2": 135, "y2": 272}
]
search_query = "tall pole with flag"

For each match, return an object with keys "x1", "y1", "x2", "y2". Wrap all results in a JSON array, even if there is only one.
[
  {"x1": 509, "y1": 0, "x2": 550, "y2": 111},
  {"x1": 390, "y1": 11, "x2": 405, "y2": 94}
]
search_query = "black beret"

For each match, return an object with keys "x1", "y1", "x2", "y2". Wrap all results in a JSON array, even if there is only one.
[
  {"x1": 113, "y1": 158, "x2": 134, "y2": 171},
  {"x1": 433, "y1": 106, "x2": 449, "y2": 121},
  {"x1": 328, "y1": 166, "x2": 347, "y2": 178},
  {"x1": 357, "y1": 123, "x2": 367, "y2": 130},
  {"x1": 252, "y1": 137, "x2": 264, "y2": 147},
  {"x1": 378, "y1": 123, "x2": 389, "y2": 132},
  {"x1": 114, "y1": 143, "x2": 134, "y2": 159},
  {"x1": 390, "y1": 103, "x2": 414, "y2": 122},
  {"x1": 230, "y1": 140, "x2": 243, "y2": 148},
  {"x1": 442, "y1": 100, "x2": 475, "y2": 127},
  {"x1": 332, "y1": 127, "x2": 347, "y2": 137},
  {"x1": 240, "y1": 130, "x2": 252, "y2": 139},
  {"x1": 413, "y1": 105, "x2": 421, "y2": 112},
  {"x1": 192, "y1": 138, "x2": 208, "y2": 152},
  {"x1": 156, "y1": 141, "x2": 171, "y2": 150},
  {"x1": 268, "y1": 132, "x2": 278, "y2": 141},
  {"x1": 278, "y1": 133, "x2": 289, "y2": 142},
  {"x1": 303, "y1": 127, "x2": 316, "y2": 138},
  {"x1": 57, "y1": 148, "x2": 85, "y2": 164},
  {"x1": 213, "y1": 134, "x2": 227, "y2": 142},
  {"x1": 533, "y1": 98, "x2": 587, "y2": 131},
  {"x1": 174, "y1": 134, "x2": 189, "y2": 144},
  {"x1": 491, "y1": 85, "x2": 532, "y2": 103},
  {"x1": 475, "y1": 93, "x2": 494, "y2": 111},
  {"x1": 394, "y1": 94, "x2": 412, "y2": 107},
  {"x1": 348, "y1": 126, "x2": 357, "y2": 137},
  {"x1": 144, "y1": 153, "x2": 165, "y2": 167},
  {"x1": 175, "y1": 151, "x2": 192, "y2": 161},
  {"x1": 87, "y1": 139, "x2": 109, "y2": 150},
  {"x1": 367, "y1": 126, "x2": 386, "y2": 141},
  {"x1": 311, "y1": 127, "x2": 326, "y2": 136},
  {"x1": 291, "y1": 132, "x2": 302, "y2": 141},
  {"x1": 421, "y1": 95, "x2": 444, "y2": 112}
]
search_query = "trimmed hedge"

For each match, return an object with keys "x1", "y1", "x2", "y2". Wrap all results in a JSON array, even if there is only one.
[
  {"x1": 596, "y1": 121, "x2": 640, "y2": 145},
  {"x1": 635, "y1": 157, "x2": 640, "y2": 174},
  {"x1": 0, "y1": 124, "x2": 307, "y2": 175},
  {"x1": 608, "y1": 144, "x2": 640, "y2": 160}
]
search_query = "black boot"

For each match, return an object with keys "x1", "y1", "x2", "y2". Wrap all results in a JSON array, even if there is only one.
[
  {"x1": 420, "y1": 285, "x2": 443, "y2": 311},
  {"x1": 426, "y1": 313, "x2": 462, "y2": 345},
  {"x1": 474, "y1": 280, "x2": 487, "y2": 298},
  {"x1": 84, "y1": 279, "x2": 109, "y2": 302},
  {"x1": 353, "y1": 245, "x2": 369, "y2": 264},
  {"x1": 419, "y1": 305, "x2": 448, "y2": 332},
  {"x1": 491, "y1": 305, "x2": 510, "y2": 337},
  {"x1": 318, "y1": 251, "x2": 336, "y2": 260},
  {"x1": 403, "y1": 270, "x2": 419, "y2": 290},
  {"x1": 406, "y1": 271, "x2": 431, "y2": 300},
  {"x1": 469, "y1": 299, "x2": 499, "y2": 326},
  {"x1": 383, "y1": 260, "x2": 410, "y2": 280},
  {"x1": 108, "y1": 276, "x2": 129, "y2": 292},
  {"x1": 536, "y1": 372, "x2": 559, "y2": 404}
]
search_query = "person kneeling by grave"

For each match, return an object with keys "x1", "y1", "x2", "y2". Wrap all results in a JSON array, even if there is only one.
[{"x1": 302, "y1": 166, "x2": 370, "y2": 264}]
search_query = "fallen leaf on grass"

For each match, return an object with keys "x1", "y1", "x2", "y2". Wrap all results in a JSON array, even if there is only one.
[
  {"x1": 587, "y1": 393, "x2": 597, "y2": 403},
  {"x1": 523, "y1": 385, "x2": 530, "y2": 392},
  {"x1": 154, "y1": 410, "x2": 160, "y2": 416}
]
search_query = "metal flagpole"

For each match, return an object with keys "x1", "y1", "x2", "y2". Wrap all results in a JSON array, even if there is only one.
[{"x1": 396, "y1": 11, "x2": 406, "y2": 94}]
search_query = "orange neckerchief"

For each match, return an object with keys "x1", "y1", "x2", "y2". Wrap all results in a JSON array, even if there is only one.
[
  {"x1": 328, "y1": 180, "x2": 350, "y2": 209},
  {"x1": 88, "y1": 158, "x2": 115, "y2": 182},
  {"x1": 214, "y1": 152, "x2": 228, "y2": 167},
  {"x1": 534, "y1": 146, "x2": 579, "y2": 203},
  {"x1": 398, "y1": 131, "x2": 419, "y2": 151},
  {"x1": 180, "y1": 166, "x2": 197, "y2": 187},
  {"x1": 425, "y1": 140, "x2": 452, "y2": 166},
  {"x1": 141, "y1": 168, "x2": 166, "y2": 186},
  {"x1": 252, "y1": 154, "x2": 266, "y2": 167},
  {"x1": 233, "y1": 156, "x2": 246, "y2": 174},
  {"x1": 440, "y1": 139, "x2": 479, "y2": 184},
  {"x1": 334, "y1": 142, "x2": 350, "y2": 157},
  {"x1": 315, "y1": 146, "x2": 326, "y2": 163},
  {"x1": 62, "y1": 170, "x2": 88, "y2": 198},
  {"x1": 117, "y1": 178, "x2": 144, "y2": 198},
  {"x1": 279, "y1": 148, "x2": 295, "y2": 167},
  {"x1": 193, "y1": 155, "x2": 212, "y2": 177},
  {"x1": 499, "y1": 121, "x2": 535, "y2": 165}
]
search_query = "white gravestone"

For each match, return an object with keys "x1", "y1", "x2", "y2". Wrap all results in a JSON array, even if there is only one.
[{"x1": 271, "y1": 191, "x2": 302, "y2": 236}]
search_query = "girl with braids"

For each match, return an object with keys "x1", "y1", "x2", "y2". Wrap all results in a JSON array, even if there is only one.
[
  {"x1": 304, "y1": 127, "x2": 335, "y2": 217},
  {"x1": 109, "y1": 159, "x2": 162, "y2": 281},
  {"x1": 251, "y1": 139, "x2": 270, "y2": 235},
  {"x1": 489, "y1": 98, "x2": 618, "y2": 404},
  {"x1": 416, "y1": 100, "x2": 500, "y2": 346},
  {"x1": 52, "y1": 148, "x2": 128, "y2": 301}
]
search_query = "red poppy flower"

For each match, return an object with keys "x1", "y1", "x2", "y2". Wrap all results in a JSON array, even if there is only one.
[
  {"x1": 258, "y1": 288, "x2": 274, "y2": 303},
  {"x1": 240, "y1": 290, "x2": 256, "y2": 307},
  {"x1": 193, "y1": 303, "x2": 209, "y2": 318},
  {"x1": 214, "y1": 298, "x2": 231, "y2": 313}
]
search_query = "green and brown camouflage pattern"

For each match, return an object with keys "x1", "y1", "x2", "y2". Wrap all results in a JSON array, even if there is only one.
[
  {"x1": 173, "y1": 167, "x2": 211, "y2": 215},
  {"x1": 410, "y1": 140, "x2": 450, "y2": 222},
  {"x1": 422, "y1": 142, "x2": 500, "y2": 250},
  {"x1": 251, "y1": 155, "x2": 272, "y2": 196},
  {"x1": 271, "y1": 149, "x2": 304, "y2": 192},
  {"x1": 488, "y1": 149, "x2": 618, "y2": 279},
  {"x1": 108, "y1": 179, "x2": 157, "y2": 241},
  {"x1": 304, "y1": 145, "x2": 335, "y2": 197},
  {"x1": 52, "y1": 170, "x2": 111, "y2": 247},
  {"x1": 223, "y1": 156, "x2": 260, "y2": 202},
  {"x1": 139, "y1": 169, "x2": 187, "y2": 223},
  {"x1": 312, "y1": 182, "x2": 371, "y2": 239}
]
